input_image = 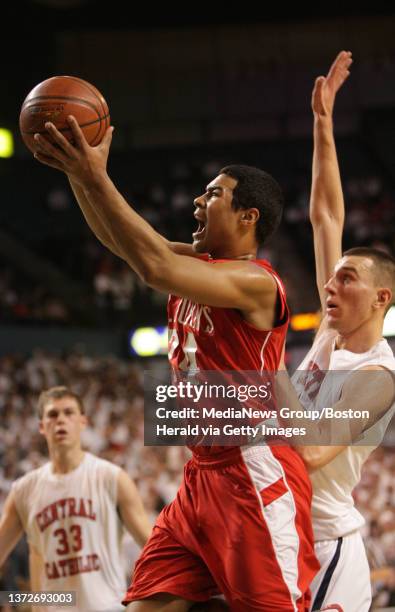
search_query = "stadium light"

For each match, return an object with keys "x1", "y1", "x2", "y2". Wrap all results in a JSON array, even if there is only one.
[
  {"x1": 128, "y1": 308, "x2": 395, "y2": 358},
  {"x1": 0, "y1": 129, "x2": 14, "y2": 158},
  {"x1": 129, "y1": 326, "x2": 168, "y2": 357},
  {"x1": 290, "y1": 312, "x2": 321, "y2": 332}
]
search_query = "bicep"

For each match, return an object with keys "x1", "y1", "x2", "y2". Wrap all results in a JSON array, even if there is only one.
[
  {"x1": 321, "y1": 368, "x2": 394, "y2": 444},
  {"x1": 117, "y1": 471, "x2": 147, "y2": 520},
  {"x1": 151, "y1": 257, "x2": 276, "y2": 310}
]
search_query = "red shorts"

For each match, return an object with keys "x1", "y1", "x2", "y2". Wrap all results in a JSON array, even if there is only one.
[{"x1": 124, "y1": 445, "x2": 319, "y2": 611}]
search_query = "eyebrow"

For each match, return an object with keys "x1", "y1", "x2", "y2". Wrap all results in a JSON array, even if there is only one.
[
  {"x1": 338, "y1": 266, "x2": 358, "y2": 275},
  {"x1": 206, "y1": 185, "x2": 224, "y2": 192}
]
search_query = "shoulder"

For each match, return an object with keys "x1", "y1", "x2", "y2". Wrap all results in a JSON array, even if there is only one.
[
  {"x1": 296, "y1": 321, "x2": 336, "y2": 370},
  {"x1": 12, "y1": 464, "x2": 49, "y2": 512},
  {"x1": 371, "y1": 339, "x2": 395, "y2": 369},
  {"x1": 84, "y1": 454, "x2": 121, "y2": 502},
  {"x1": 84, "y1": 453, "x2": 121, "y2": 479},
  {"x1": 215, "y1": 259, "x2": 278, "y2": 291},
  {"x1": 13, "y1": 463, "x2": 48, "y2": 493}
]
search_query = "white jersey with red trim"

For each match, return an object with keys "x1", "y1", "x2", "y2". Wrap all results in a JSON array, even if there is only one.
[
  {"x1": 167, "y1": 257, "x2": 289, "y2": 456},
  {"x1": 12, "y1": 452, "x2": 125, "y2": 612},
  {"x1": 293, "y1": 328, "x2": 395, "y2": 541}
]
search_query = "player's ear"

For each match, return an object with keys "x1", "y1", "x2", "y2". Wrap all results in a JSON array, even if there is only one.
[
  {"x1": 375, "y1": 288, "x2": 392, "y2": 310},
  {"x1": 240, "y1": 208, "x2": 259, "y2": 226},
  {"x1": 80, "y1": 413, "x2": 88, "y2": 430}
]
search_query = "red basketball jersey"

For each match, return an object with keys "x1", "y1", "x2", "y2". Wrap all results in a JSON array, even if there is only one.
[{"x1": 167, "y1": 258, "x2": 289, "y2": 456}]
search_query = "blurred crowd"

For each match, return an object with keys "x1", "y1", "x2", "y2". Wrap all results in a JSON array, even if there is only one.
[
  {"x1": 285, "y1": 174, "x2": 395, "y2": 263},
  {"x1": 1, "y1": 165, "x2": 394, "y2": 328},
  {"x1": 0, "y1": 349, "x2": 394, "y2": 606}
]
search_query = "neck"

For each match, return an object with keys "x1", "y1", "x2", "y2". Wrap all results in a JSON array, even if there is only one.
[
  {"x1": 334, "y1": 320, "x2": 383, "y2": 353},
  {"x1": 212, "y1": 253, "x2": 256, "y2": 260},
  {"x1": 210, "y1": 246, "x2": 258, "y2": 260},
  {"x1": 49, "y1": 447, "x2": 85, "y2": 474}
]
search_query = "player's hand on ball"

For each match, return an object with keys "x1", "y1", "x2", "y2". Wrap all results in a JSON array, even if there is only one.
[
  {"x1": 311, "y1": 50, "x2": 352, "y2": 118},
  {"x1": 33, "y1": 116, "x2": 114, "y2": 186}
]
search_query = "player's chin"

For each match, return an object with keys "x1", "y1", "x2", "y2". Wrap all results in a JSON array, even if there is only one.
[
  {"x1": 192, "y1": 237, "x2": 208, "y2": 253},
  {"x1": 327, "y1": 315, "x2": 346, "y2": 332},
  {"x1": 326, "y1": 316, "x2": 339, "y2": 329}
]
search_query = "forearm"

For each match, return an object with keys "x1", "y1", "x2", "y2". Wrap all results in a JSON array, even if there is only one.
[
  {"x1": 276, "y1": 373, "x2": 346, "y2": 470},
  {"x1": 275, "y1": 370, "x2": 323, "y2": 439},
  {"x1": 69, "y1": 178, "x2": 192, "y2": 262},
  {"x1": 68, "y1": 177, "x2": 124, "y2": 258},
  {"x1": 0, "y1": 531, "x2": 22, "y2": 568},
  {"x1": 310, "y1": 115, "x2": 345, "y2": 228},
  {"x1": 123, "y1": 512, "x2": 152, "y2": 548},
  {"x1": 294, "y1": 445, "x2": 346, "y2": 472},
  {"x1": 82, "y1": 172, "x2": 175, "y2": 284}
]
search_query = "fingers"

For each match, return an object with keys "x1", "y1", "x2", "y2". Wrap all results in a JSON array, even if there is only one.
[
  {"x1": 327, "y1": 50, "x2": 353, "y2": 85},
  {"x1": 101, "y1": 126, "x2": 114, "y2": 149},
  {"x1": 34, "y1": 133, "x2": 70, "y2": 162},
  {"x1": 44, "y1": 122, "x2": 76, "y2": 158},
  {"x1": 66, "y1": 115, "x2": 88, "y2": 149}
]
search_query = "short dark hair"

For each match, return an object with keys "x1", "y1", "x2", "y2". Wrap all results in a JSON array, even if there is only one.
[
  {"x1": 344, "y1": 247, "x2": 395, "y2": 309},
  {"x1": 220, "y1": 164, "x2": 284, "y2": 246},
  {"x1": 37, "y1": 386, "x2": 84, "y2": 419}
]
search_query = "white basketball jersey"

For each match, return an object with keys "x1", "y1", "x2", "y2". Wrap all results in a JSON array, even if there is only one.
[
  {"x1": 13, "y1": 452, "x2": 126, "y2": 612},
  {"x1": 293, "y1": 328, "x2": 395, "y2": 541}
]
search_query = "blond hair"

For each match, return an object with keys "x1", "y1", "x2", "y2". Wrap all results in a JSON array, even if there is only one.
[{"x1": 37, "y1": 386, "x2": 84, "y2": 419}]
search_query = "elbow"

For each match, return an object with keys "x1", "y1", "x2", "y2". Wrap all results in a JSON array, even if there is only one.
[
  {"x1": 296, "y1": 447, "x2": 323, "y2": 472},
  {"x1": 137, "y1": 257, "x2": 172, "y2": 291},
  {"x1": 138, "y1": 263, "x2": 159, "y2": 287},
  {"x1": 309, "y1": 208, "x2": 344, "y2": 228}
]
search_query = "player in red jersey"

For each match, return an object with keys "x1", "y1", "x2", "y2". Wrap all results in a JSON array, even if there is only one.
[{"x1": 33, "y1": 117, "x2": 319, "y2": 609}]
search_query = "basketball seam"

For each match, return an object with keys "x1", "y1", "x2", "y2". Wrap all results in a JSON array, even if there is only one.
[
  {"x1": 60, "y1": 77, "x2": 109, "y2": 141},
  {"x1": 22, "y1": 95, "x2": 101, "y2": 116},
  {"x1": 21, "y1": 115, "x2": 109, "y2": 135},
  {"x1": 20, "y1": 77, "x2": 110, "y2": 147},
  {"x1": 63, "y1": 76, "x2": 108, "y2": 117}
]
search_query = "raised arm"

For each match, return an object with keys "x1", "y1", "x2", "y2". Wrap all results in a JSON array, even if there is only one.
[
  {"x1": 116, "y1": 470, "x2": 152, "y2": 548},
  {"x1": 68, "y1": 177, "x2": 197, "y2": 259},
  {"x1": 0, "y1": 490, "x2": 24, "y2": 568},
  {"x1": 310, "y1": 51, "x2": 352, "y2": 311},
  {"x1": 33, "y1": 123, "x2": 276, "y2": 312}
]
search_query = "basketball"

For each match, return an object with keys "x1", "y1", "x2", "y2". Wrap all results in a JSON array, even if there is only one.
[{"x1": 19, "y1": 76, "x2": 110, "y2": 154}]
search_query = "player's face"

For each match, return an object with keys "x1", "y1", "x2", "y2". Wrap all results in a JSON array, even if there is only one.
[
  {"x1": 192, "y1": 174, "x2": 241, "y2": 256},
  {"x1": 324, "y1": 255, "x2": 382, "y2": 333},
  {"x1": 39, "y1": 397, "x2": 87, "y2": 450}
]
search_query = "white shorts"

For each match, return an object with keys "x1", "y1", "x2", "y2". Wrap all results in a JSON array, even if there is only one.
[{"x1": 310, "y1": 531, "x2": 371, "y2": 612}]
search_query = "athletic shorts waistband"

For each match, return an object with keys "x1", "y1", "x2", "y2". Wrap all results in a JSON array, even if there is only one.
[
  {"x1": 191, "y1": 444, "x2": 276, "y2": 469},
  {"x1": 191, "y1": 447, "x2": 243, "y2": 468}
]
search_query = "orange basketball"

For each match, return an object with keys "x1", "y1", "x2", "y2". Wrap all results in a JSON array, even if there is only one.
[{"x1": 19, "y1": 76, "x2": 110, "y2": 154}]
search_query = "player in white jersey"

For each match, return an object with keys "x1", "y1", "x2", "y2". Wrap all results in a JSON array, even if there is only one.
[
  {"x1": 0, "y1": 386, "x2": 151, "y2": 612},
  {"x1": 281, "y1": 52, "x2": 395, "y2": 611}
]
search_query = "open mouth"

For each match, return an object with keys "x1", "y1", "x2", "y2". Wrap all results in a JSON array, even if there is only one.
[
  {"x1": 192, "y1": 219, "x2": 206, "y2": 239},
  {"x1": 326, "y1": 301, "x2": 339, "y2": 314},
  {"x1": 55, "y1": 429, "x2": 67, "y2": 437}
]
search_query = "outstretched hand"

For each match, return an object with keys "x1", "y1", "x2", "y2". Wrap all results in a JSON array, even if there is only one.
[
  {"x1": 312, "y1": 50, "x2": 353, "y2": 118},
  {"x1": 33, "y1": 116, "x2": 114, "y2": 186}
]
